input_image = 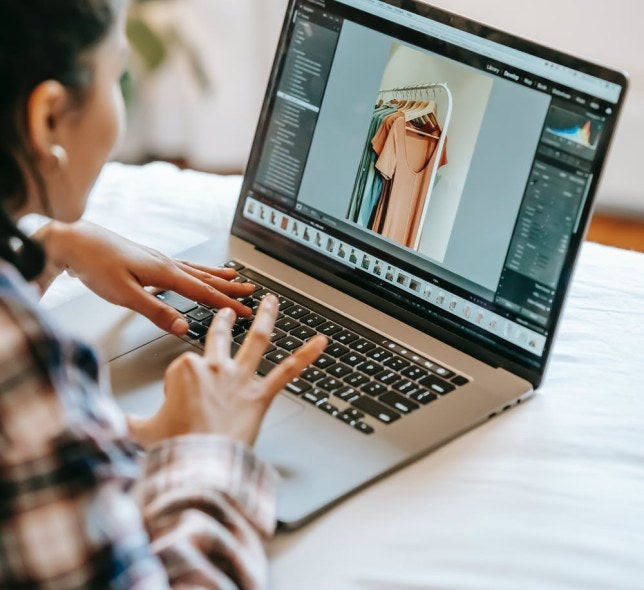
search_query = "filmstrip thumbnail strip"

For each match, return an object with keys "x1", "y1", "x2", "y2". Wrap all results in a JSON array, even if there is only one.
[{"x1": 243, "y1": 196, "x2": 546, "y2": 355}]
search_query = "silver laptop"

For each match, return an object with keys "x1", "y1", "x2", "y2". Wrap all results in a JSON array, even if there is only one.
[{"x1": 53, "y1": 0, "x2": 627, "y2": 529}]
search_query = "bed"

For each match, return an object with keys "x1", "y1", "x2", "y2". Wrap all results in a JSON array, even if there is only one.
[{"x1": 32, "y1": 162, "x2": 644, "y2": 589}]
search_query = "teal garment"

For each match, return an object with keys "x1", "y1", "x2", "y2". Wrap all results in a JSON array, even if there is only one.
[
  {"x1": 357, "y1": 109, "x2": 396, "y2": 226},
  {"x1": 359, "y1": 172, "x2": 384, "y2": 228},
  {"x1": 347, "y1": 106, "x2": 395, "y2": 222}
]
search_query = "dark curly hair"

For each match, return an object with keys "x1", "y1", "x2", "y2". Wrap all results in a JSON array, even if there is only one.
[{"x1": 0, "y1": 0, "x2": 122, "y2": 280}]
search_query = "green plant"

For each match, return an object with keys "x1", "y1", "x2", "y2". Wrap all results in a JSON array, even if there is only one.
[{"x1": 123, "y1": 0, "x2": 210, "y2": 103}]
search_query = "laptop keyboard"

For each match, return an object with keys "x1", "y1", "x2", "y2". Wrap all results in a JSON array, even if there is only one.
[{"x1": 156, "y1": 261, "x2": 470, "y2": 435}]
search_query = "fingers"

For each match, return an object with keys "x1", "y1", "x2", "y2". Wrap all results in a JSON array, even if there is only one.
[
  {"x1": 204, "y1": 307, "x2": 236, "y2": 360},
  {"x1": 127, "y1": 414, "x2": 159, "y2": 448},
  {"x1": 234, "y1": 295, "x2": 279, "y2": 372},
  {"x1": 158, "y1": 269, "x2": 253, "y2": 316},
  {"x1": 125, "y1": 287, "x2": 190, "y2": 335},
  {"x1": 262, "y1": 335, "x2": 328, "y2": 400},
  {"x1": 176, "y1": 261, "x2": 255, "y2": 298},
  {"x1": 176, "y1": 261, "x2": 237, "y2": 280}
]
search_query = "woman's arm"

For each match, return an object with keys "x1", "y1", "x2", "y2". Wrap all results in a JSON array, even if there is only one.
[
  {"x1": 0, "y1": 275, "x2": 325, "y2": 588},
  {"x1": 33, "y1": 219, "x2": 255, "y2": 335}
]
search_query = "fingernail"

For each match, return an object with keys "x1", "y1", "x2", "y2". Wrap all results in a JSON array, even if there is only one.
[
  {"x1": 221, "y1": 307, "x2": 235, "y2": 320},
  {"x1": 265, "y1": 294, "x2": 278, "y2": 308},
  {"x1": 171, "y1": 318, "x2": 189, "y2": 335}
]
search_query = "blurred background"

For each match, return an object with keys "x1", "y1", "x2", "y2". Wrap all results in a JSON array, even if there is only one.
[{"x1": 119, "y1": 0, "x2": 644, "y2": 250}]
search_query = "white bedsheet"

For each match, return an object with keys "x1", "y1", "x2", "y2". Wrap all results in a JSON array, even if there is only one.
[{"x1": 34, "y1": 162, "x2": 644, "y2": 589}]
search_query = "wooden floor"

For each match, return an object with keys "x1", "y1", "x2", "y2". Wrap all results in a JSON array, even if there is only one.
[{"x1": 587, "y1": 213, "x2": 644, "y2": 253}]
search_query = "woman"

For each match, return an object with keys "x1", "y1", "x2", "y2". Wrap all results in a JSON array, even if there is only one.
[{"x1": 0, "y1": 1, "x2": 326, "y2": 587}]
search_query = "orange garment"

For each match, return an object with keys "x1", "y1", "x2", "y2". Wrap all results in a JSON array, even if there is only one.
[
  {"x1": 407, "y1": 113, "x2": 448, "y2": 246},
  {"x1": 369, "y1": 111, "x2": 404, "y2": 232},
  {"x1": 375, "y1": 115, "x2": 447, "y2": 247}
]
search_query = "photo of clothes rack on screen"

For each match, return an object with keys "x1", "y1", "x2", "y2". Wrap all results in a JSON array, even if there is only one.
[
  {"x1": 346, "y1": 83, "x2": 452, "y2": 250},
  {"x1": 343, "y1": 42, "x2": 495, "y2": 264}
]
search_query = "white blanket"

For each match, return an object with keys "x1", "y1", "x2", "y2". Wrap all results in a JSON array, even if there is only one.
[{"x1": 35, "y1": 162, "x2": 644, "y2": 589}]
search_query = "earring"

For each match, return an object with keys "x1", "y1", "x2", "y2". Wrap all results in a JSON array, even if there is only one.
[{"x1": 51, "y1": 144, "x2": 69, "y2": 168}]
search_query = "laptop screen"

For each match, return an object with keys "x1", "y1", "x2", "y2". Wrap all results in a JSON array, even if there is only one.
[{"x1": 233, "y1": 0, "x2": 626, "y2": 374}]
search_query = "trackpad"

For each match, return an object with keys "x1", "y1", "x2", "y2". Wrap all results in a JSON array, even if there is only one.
[{"x1": 109, "y1": 335, "x2": 305, "y2": 430}]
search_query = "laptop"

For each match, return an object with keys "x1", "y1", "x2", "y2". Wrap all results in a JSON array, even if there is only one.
[{"x1": 52, "y1": 0, "x2": 627, "y2": 529}]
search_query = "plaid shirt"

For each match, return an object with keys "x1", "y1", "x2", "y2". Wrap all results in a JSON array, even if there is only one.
[{"x1": 0, "y1": 261, "x2": 277, "y2": 589}]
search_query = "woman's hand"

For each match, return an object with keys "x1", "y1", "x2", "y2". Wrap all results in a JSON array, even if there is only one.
[
  {"x1": 42, "y1": 220, "x2": 255, "y2": 335},
  {"x1": 127, "y1": 295, "x2": 328, "y2": 448}
]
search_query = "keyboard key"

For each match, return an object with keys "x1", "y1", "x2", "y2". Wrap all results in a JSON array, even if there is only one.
[
  {"x1": 379, "y1": 391, "x2": 420, "y2": 414},
  {"x1": 326, "y1": 342, "x2": 349, "y2": 358},
  {"x1": 253, "y1": 288, "x2": 272, "y2": 301},
  {"x1": 366, "y1": 347, "x2": 393, "y2": 363},
  {"x1": 313, "y1": 354, "x2": 335, "y2": 370},
  {"x1": 186, "y1": 322, "x2": 207, "y2": 340},
  {"x1": 452, "y1": 375, "x2": 470, "y2": 387},
  {"x1": 303, "y1": 389, "x2": 328, "y2": 405},
  {"x1": 291, "y1": 326, "x2": 317, "y2": 341},
  {"x1": 234, "y1": 332, "x2": 247, "y2": 345},
  {"x1": 393, "y1": 380, "x2": 416, "y2": 395},
  {"x1": 317, "y1": 377, "x2": 343, "y2": 392},
  {"x1": 418, "y1": 374, "x2": 456, "y2": 395},
  {"x1": 431, "y1": 365, "x2": 455, "y2": 380},
  {"x1": 231, "y1": 275, "x2": 248, "y2": 284},
  {"x1": 344, "y1": 373, "x2": 370, "y2": 387},
  {"x1": 328, "y1": 363, "x2": 352, "y2": 378},
  {"x1": 355, "y1": 360, "x2": 382, "y2": 376},
  {"x1": 384, "y1": 357, "x2": 410, "y2": 371},
  {"x1": 350, "y1": 339, "x2": 376, "y2": 354},
  {"x1": 400, "y1": 366, "x2": 428, "y2": 381},
  {"x1": 187, "y1": 307, "x2": 213, "y2": 322},
  {"x1": 340, "y1": 352, "x2": 365, "y2": 367},
  {"x1": 201, "y1": 316, "x2": 214, "y2": 328},
  {"x1": 301, "y1": 313, "x2": 325, "y2": 328},
  {"x1": 276, "y1": 317, "x2": 299, "y2": 331},
  {"x1": 361, "y1": 382, "x2": 387, "y2": 397},
  {"x1": 409, "y1": 390, "x2": 438, "y2": 405},
  {"x1": 224, "y1": 260, "x2": 244, "y2": 271},
  {"x1": 375, "y1": 370, "x2": 398, "y2": 385},
  {"x1": 352, "y1": 396, "x2": 401, "y2": 424},
  {"x1": 318, "y1": 321, "x2": 342, "y2": 336},
  {"x1": 236, "y1": 317, "x2": 253, "y2": 330},
  {"x1": 275, "y1": 336, "x2": 303, "y2": 351},
  {"x1": 270, "y1": 328, "x2": 287, "y2": 342},
  {"x1": 353, "y1": 421, "x2": 375, "y2": 435},
  {"x1": 318, "y1": 402, "x2": 339, "y2": 415},
  {"x1": 285, "y1": 378, "x2": 310, "y2": 395},
  {"x1": 266, "y1": 349, "x2": 290, "y2": 364},
  {"x1": 156, "y1": 291, "x2": 197, "y2": 314},
  {"x1": 301, "y1": 367, "x2": 324, "y2": 383},
  {"x1": 255, "y1": 358, "x2": 276, "y2": 377},
  {"x1": 344, "y1": 408, "x2": 364, "y2": 421},
  {"x1": 334, "y1": 330, "x2": 359, "y2": 345},
  {"x1": 278, "y1": 297, "x2": 294, "y2": 312},
  {"x1": 336, "y1": 411, "x2": 357, "y2": 425},
  {"x1": 334, "y1": 387, "x2": 360, "y2": 402},
  {"x1": 284, "y1": 305, "x2": 309, "y2": 319}
]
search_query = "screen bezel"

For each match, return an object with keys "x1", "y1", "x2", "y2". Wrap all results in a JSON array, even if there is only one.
[{"x1": 231, "y1": 0, "x2": 629, "y2": 389}]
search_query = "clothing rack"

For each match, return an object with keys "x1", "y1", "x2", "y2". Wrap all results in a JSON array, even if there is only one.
[{"x1": 378, "y1": 83, "x2": 452, "y2": 250}]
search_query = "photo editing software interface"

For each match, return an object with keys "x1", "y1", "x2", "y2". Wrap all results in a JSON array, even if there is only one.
[{"x1": 242, "y1": 0, "x2": 623, "y2": 359}]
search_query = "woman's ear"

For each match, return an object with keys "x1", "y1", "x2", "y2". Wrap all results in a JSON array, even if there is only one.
[{"x1": 26, "y1": 80, "x2": 72, "y2": 167}]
